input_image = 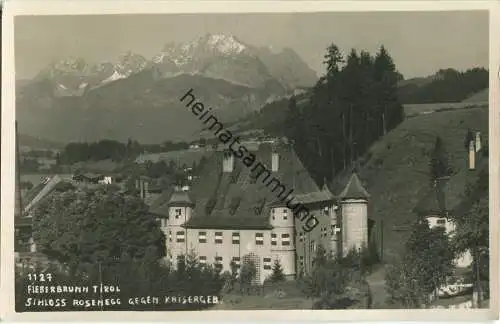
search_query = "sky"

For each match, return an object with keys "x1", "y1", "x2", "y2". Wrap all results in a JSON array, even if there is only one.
[{"x1": 14, "y1": 11, "x2": 489, "y2": 80}]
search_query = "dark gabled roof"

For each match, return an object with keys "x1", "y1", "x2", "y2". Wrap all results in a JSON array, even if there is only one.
[
  {"x1": 294, "y1": 189, "x2": 334, "y2": 205},
  {"x1": 148, "y1": 188, "x2": 175, "y2": 216},
  {"x1": 183, "y1": 142, "x2": 321, "y2": 229},
  {"x1": 339, "y1": 173, "x2": 370, "y2": 200}
]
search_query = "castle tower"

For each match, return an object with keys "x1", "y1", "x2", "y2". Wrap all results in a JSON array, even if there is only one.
[
  {"x1": 339, "y1": 173, "x2": 369, "y2": 256},
  {"x1": 269, "y1": 200, "x2": 296, "y2": 279},
  {"x1": 166, "y1": 190, "x2": 194, "y2": 265}
]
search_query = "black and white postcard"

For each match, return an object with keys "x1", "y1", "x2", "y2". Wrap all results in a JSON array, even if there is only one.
[{"x1": 1, "y1": 0, "x2": 498, "y2": 321}]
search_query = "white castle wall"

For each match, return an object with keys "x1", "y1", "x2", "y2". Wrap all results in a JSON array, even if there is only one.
[{"x1": 341, "y1": 199, "x2": 368, "y2": 255}]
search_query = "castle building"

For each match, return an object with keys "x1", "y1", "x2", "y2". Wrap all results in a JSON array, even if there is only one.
[{"x1": 149, "y1": 141, "x2": 371, "y2": 283}]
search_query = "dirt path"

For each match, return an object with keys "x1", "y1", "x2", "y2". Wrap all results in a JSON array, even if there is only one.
[{"x1": 366, "y1": 265, "x2": 388, "y2": 309}]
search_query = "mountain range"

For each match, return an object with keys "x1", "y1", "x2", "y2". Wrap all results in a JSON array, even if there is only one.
[{"x1": 16, "y1": 33, "x2": 318, "y2": 143}]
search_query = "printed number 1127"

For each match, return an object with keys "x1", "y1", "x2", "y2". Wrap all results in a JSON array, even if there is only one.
[{"x1": 27, "y1": 273, "x2": 53, "y2": 282}]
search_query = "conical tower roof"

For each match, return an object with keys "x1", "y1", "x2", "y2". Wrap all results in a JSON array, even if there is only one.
[
  {"x1": 167, "y1": 190, "x2": 194, "y2": 207},
  {"x1": 340, "y1": 172, "x2": 369, "y2": 200}
]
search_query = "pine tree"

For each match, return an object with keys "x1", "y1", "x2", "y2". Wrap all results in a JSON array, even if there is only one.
[
  {"x1": 374, "y1": 45, "x2": 402, "y2": 135},
  {"x1": 323, "y1": 43, "x2": 344, "y2": 80},
  {"x1": 270, "y1": 259, "x2": 286, "y2": 282},
  {"x1": 429, "y1": 136, "x2": 453, "y2": 184}
]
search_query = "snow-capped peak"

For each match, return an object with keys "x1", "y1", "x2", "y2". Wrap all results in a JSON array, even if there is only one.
[
  {"x1": 102, "y1": 70, "x2": 127, "y2": 83},
  {"x1": 204, "y1": 33, "x2": 246, "y2": 54}
]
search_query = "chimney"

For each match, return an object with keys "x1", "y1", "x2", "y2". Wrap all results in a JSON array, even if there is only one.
[
  {"x1": 222, "y1": 150, "x2": 234, "y2": 173},
  {"x1": 271, "y1": 150, "x2": 279, "y2": 172},
  {"x1": 475, "y1": 132, "x2": 482, "y2": 152},
  {"x1": 469, "y1": 140, "x2": 476, "y2": 170}
]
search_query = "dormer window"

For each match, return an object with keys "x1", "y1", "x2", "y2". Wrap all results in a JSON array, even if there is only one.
[{"x1": 323, "y1": 206, "x2": 329, "y2": 215}]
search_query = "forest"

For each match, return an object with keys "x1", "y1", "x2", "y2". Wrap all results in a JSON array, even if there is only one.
[{"x1": 285, "y1": 44, "x2": 404, "y2": 184}]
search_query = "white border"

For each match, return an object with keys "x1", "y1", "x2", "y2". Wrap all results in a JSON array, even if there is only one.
[{"x1": 1, "y1": 1, "x2": 499, "y2": 322}]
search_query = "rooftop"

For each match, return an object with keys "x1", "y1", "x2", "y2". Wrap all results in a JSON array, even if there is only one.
[
  {"x1": 339, "y1": 172, "x2": 370, "y2": 200},
  {"x1": 150, "y1": 143, "x2": 326, "y2": 229}
]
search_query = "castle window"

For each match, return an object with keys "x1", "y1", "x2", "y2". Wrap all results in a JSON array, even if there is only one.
[
  {"x1": 215, "y1": 232, "x2": 223, "y2": 244},
  {"x1": 255, "y1": 233, "x2": 264, "y2": 245},
  {"x1": 232, "y1": 232, "x2": 240, "y2": 244},
  {"x1": 199, "y1": 256, "x2": 207, "y2": 264},
  {"x1": 299, "y1": 255, "x2": 304, "y2": 268},
  {"x1": 232, "y1": 257, "x2": 241, "y2": 268},
  {"x1": 175, "y1": 208, "x2": 182, "y2": 219},
  {"x1": 299, "y1": 232, "x2": 305, "y2": 243},
  {"x1": 263, "y1": 257, "x2": 272, "y2": 270},
  {"x1": 283, "y1": 209, "x2": 288, "y2": 216},
  {"x1": 199, "y1": 231, "x2": 207, "y2": 243},
  {"x1": 176, "y1": 231, "x2": 185, "y2": 243},
  {"x1": 323, "y1": 206, "x2": 329, "y2": 216},
  {"x1": 321, "y1": 226, "x2": 328, "y2": 237},
  {"x1": 271, "y1": 233, "x2": 277, "y2": 246},
  {"x1": 215, "y1": 256, "x2": 223, "y2": 270},
  {"x1": 281, "y1": 234, "x2": 290, "y2": 246},
  {"x1": 168, "y1": 230, "x2": 172, "y2": 242},
  {"x1": 271, "y1": 208, "x2": 275, "y2": 220}
]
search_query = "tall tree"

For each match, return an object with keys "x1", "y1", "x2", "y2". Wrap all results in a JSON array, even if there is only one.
[
  {"x1": 429, "y1": 136, "x2": 453, "y2": 184},
  {"x1": 451, "y1": 171, "x2": 489, "y2": 307},
  {"x1": 386, "y1": 219, "x2": 455, "y2": 307},
  {"x1": 269, "y1": 259, "x2": 286, "y2": 282},
  {"x1": 374, "y1": 45, "x2": 403, "y2": 135},
  {"x1": 33, "y1": 186, "x2": 166, "y2": 272}
]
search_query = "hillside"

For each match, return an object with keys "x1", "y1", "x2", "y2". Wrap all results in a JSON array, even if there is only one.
[
  {"x1": 397, "y1": 68, "x2": 488, "y2": 104},
  {"x1": 18, "y1": 134, "x2": 65, "y2": 150},
  {"x1": 462, "y1": 88, "x2": 489, "y2": 103},
  {"x1": 329, "y1": 107, "x2": 488, "y2": 260}
]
